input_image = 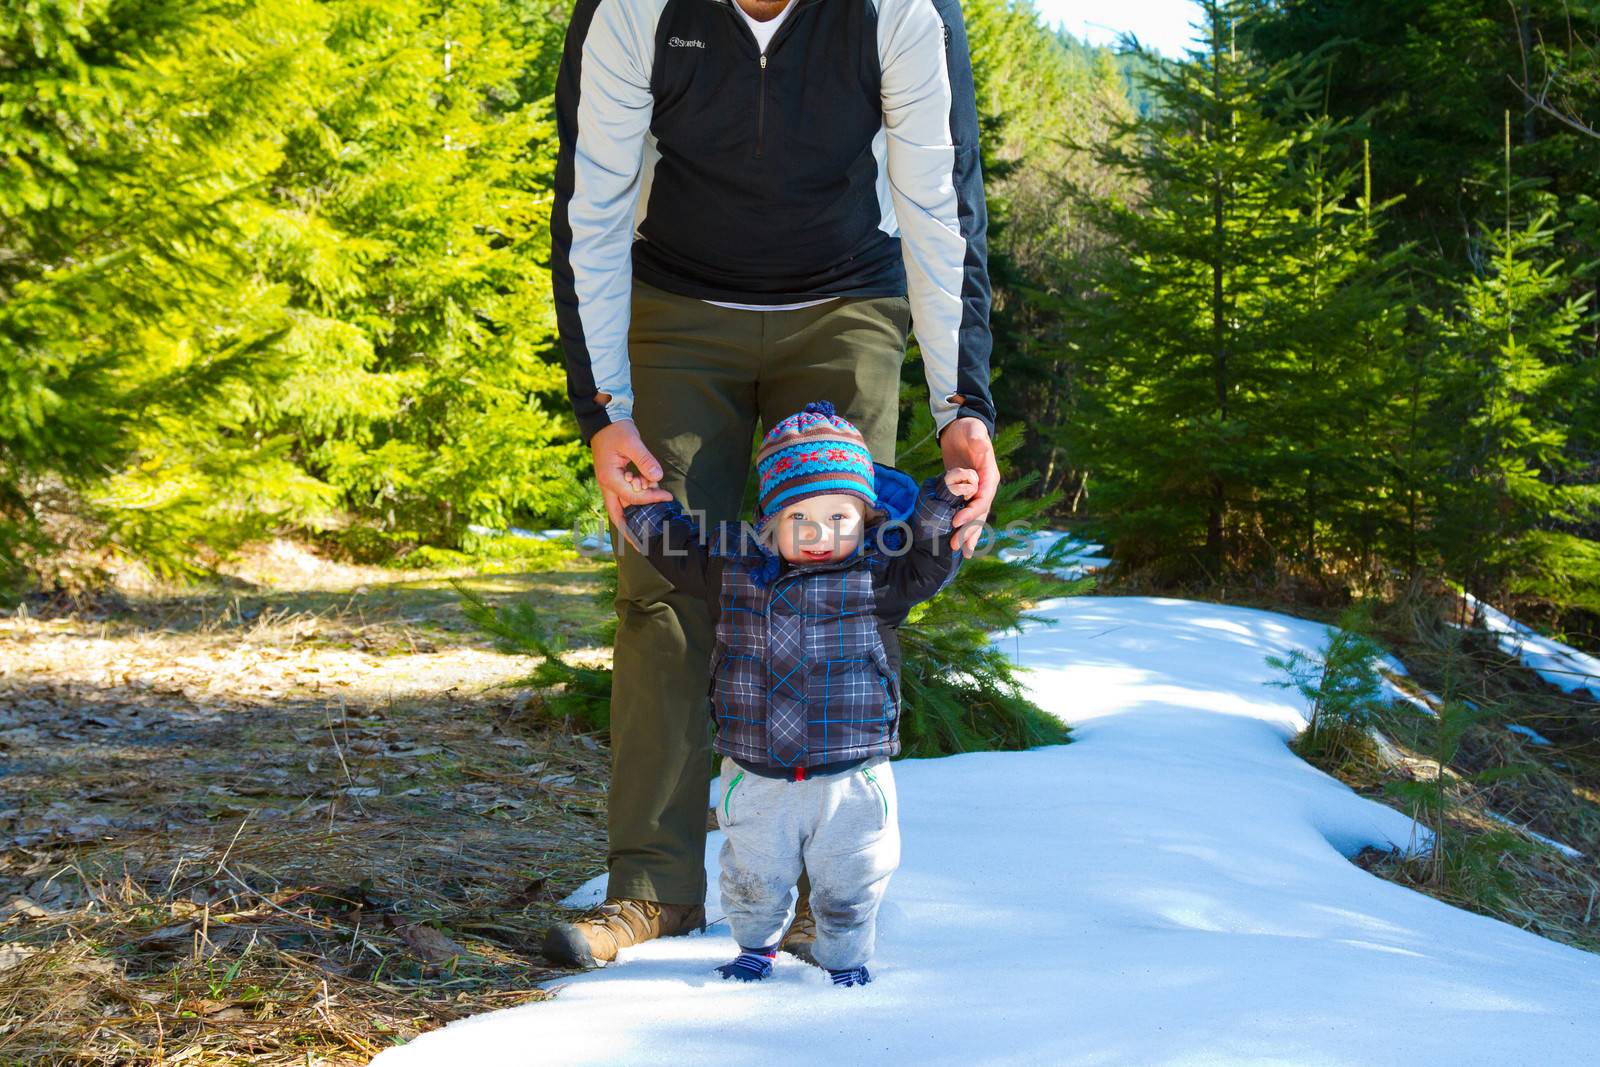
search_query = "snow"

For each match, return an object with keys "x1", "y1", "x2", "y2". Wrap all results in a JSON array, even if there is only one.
[
  {"x1": 1368, "y1": 653, "x2": 1443, "y2": 718},
  {"x1": 371, "y1": 594, "x2": 1600, "y2": 1066},
  {"x1": 1465, "y1": 591, "x2": 1600, "y2": 702},
  {"x1": 466, "y1": 522, "x2": 573, "y2": 542},
  {"x1": 1483, "y1": 810, "x2": 1586, "y2": 860},
  {"x1": 995, "y1": 528, "x2": 1108, "y2": 579},
  {"x1": 1506, "y1": 723, "x2": 1554, "y2": 746},
  {"x1": 1381, "y1": 680, "x2": 1439, "y2": 716}
]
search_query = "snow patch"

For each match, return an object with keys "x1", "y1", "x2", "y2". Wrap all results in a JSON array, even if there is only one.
[
  {"x1": 1483, "y1": 810, "x2": 1585, "y2": 860},
  {"x1": 1506, "y1": 722, "x2": 1554, "y2": 746},
  {"x1": 1465, "y1": 592, "x2": 1600, "y2": 702}
]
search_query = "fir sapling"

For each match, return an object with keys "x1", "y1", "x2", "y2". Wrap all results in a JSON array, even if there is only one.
[{"x1": 1263, "y1": 600, "x2": 1390, "y2": 770}]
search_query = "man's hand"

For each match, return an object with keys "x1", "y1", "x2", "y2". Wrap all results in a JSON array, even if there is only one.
[
  {"x1": 591, "y1": 419, "x2": 673, "y2": 536},
  {"x1": 938, "y1": 416, "x2": 999, "y2": 558}
]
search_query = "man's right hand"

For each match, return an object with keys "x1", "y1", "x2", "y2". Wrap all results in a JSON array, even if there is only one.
[{"x1": 592, "y1": 419, "x2": 674, "y2": 534}]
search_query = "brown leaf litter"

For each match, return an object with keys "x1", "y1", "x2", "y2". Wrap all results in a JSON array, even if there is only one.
[{"x1": 1, "y1": 543, "x2": 616, "y2": 1065}]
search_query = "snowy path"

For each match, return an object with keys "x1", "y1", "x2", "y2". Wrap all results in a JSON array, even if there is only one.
[{"x1": 373, "y1": 596, "x2": 1600, "y2": 1066}]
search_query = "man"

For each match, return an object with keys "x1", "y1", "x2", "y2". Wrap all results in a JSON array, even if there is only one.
[{"x1": 541, "y1": 0, "x2": 1001, "y2": 967}]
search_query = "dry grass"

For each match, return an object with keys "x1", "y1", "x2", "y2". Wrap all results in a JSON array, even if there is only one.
[
  {"x1": 1273, "y1": 578, "x2": 1600, "y2": 953},
  {"x1": 1, "y1": 539, "x2": 617, "y2": 1065}
]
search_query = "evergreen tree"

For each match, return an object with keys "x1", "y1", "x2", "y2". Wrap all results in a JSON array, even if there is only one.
[
  {"x1": 1247, "y1": 0, "x2": 1600, "y2": 632},
  {"x1": 1265, "y1": 135, "x2": 1411, "y2": 580},
  {"x1": 1, "y1": 0, "x2": 594, "y2": 597},
  {"x1": 257, "y1": 0, "x2": 586, "y2": 553},
  {"x1": 960, "y1": 0, "x2": 1139, "y2": 509},
  {"x1": 1244, "y1": 0, "x2": 1600, "y2": 268},
  {"x1": 1057, "y1": 0, "x2": 1402, "y2": 584},
  {"x1": 873, "y1": 407, "x2": 1083, "y2": 757},
  {"x1": 0, "y1": 0, "x2": 333, "y2": 594},
  {"x1": 1422, "y1": 114, "x2": 1597, "y2": 614},
  {"x1": 1264, "y1": 599, "x2": 1390, "y2": 769}
]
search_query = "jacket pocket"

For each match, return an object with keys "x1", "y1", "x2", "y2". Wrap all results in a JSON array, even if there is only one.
[
  {"x1": 869, "y1": 642, "x2": 901, "y2": 732},
  {"x1": 710, "y1": 646, "x2": 769, "y2": 755}
]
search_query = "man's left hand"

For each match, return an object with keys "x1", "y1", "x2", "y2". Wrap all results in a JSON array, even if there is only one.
[{"x1": 939, "y1": 416, "x2": 1000, "y2": 558}]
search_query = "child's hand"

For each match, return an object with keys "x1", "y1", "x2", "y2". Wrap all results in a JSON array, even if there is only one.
[
  {"x1": 944, "y1": 467, "x2": 979, "y2": 500},
  {"x1": 622, "y1": 468, "x2": 661, "y2": 495}
]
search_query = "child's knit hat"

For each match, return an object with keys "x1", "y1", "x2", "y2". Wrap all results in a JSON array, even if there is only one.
[{"x1": 755, "y1": 400, "x2": 882, "y2": 533}]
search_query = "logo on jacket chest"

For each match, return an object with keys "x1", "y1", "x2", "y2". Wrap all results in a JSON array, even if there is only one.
[{"x1": 668, "y1": 36, "x2": 705, "y2": 48}]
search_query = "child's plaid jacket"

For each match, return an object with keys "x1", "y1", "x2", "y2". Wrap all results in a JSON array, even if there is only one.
[{"x1": 620, "y1": 463, "x2": 966, "y2": 773}]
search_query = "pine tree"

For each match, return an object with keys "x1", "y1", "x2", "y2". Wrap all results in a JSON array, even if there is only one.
[
  {"x1": 1265, "y1": 133, "x2": 1411, "y2": 580},
  {"x1": 1057, "y1": 0, "x2": 1403, "y2": 584},
  {"x1": 1245, "y1": 0, "x2": 1600, "y2": 630},
  {"x1": 1244, "y1": 0, "x2": 1600, "y2": 270},
  {"x1": 1264, "y1": 599, "x2": 1390, "y2": 769},
  {"x1": 2, "y1": 1, "x2": 592, "y2": 598},
  {"x1": 877, "y1": 408, "x2": 1083, "y2": 757},
  {"x1": 256, "y1": 0, "x2": 586, "y2": 553},
  {"x1": 1421, "y1": 113, "x2": 1596, "y2": 614},
  {"x1": 0, "y1": 0, "x2": 334, "y2": 595},
  {"x1": 961, "y1": 0, "x2": 1139, "y2": 508}
]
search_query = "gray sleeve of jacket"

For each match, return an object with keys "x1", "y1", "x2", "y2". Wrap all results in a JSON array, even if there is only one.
[
  {"x1": 551, "y1": 0, "x2": 663, "y2": 446},
  {"x1": 877, "y1": 0, "x2": 997, "y2": 441}
]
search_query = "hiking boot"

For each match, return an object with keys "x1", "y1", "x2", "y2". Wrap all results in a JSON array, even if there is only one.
[
  {"x1": 781, "y1": 893, "x2": 818, "y2": 965},
  {"x1": 541, "y1": 897, "x2": 706, "y2": 968}
]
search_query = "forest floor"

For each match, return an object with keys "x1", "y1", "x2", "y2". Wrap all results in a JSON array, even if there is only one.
[
  {"x1": 3, "y1": 537, "x2": 1598, "y2": 1065},
  {"x1": 1, "y1": 539, "x2": 619, "y2": 1065}
]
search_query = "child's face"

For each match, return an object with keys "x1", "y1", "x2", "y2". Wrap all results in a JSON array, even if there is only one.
[{"x1": 769, "y1": 493, "x2": 867, "y2": 565}]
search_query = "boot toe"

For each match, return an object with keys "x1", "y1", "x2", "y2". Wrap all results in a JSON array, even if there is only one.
[{"x1": 541, "y1": 923, "x2": 600, "y2": 968}]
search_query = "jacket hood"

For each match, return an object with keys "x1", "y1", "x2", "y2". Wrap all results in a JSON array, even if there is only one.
[{"x1": 867, "y1": 461, "x2": 919, "y2": 534}]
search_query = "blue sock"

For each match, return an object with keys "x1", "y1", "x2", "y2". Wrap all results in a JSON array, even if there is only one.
[
  {"x1": 716, "y1": 947, "x2": 777, "y2": 982},
  {"x1": 828, "y1": 964, "x2": 871, "y2": 988}
]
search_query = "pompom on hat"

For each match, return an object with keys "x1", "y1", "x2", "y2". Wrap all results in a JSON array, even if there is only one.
[{"x1": 755, "y1": 400, "x2": 883, "y2": 533}]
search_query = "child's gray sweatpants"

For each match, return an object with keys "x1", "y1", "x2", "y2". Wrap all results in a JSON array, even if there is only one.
[{"x1": 716, "y1": 753, "x2": 900, "y2": 970}]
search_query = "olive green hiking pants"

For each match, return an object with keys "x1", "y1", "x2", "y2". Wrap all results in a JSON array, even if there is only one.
[{"x1": 605, "y1": 278, "x2": 909, "y2": 906}]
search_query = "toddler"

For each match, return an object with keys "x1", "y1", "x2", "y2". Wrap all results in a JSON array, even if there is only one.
[{"x1": 619, "y1": 399, "x2": 975, "y2": 987}]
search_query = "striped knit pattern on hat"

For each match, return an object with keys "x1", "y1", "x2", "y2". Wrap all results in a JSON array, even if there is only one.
[{"x1": 755, "y1": 400, "x2": 880, "y2": 531}]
